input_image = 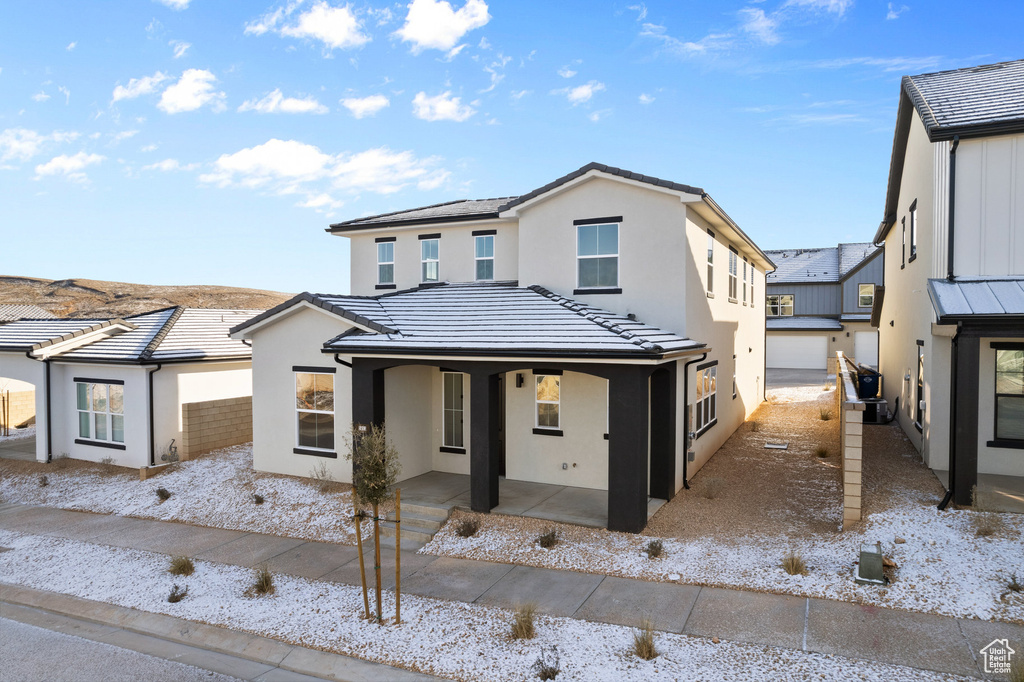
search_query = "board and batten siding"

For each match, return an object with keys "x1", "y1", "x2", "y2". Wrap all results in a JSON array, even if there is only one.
[
  {"x1": 841, "y1": 253, "x2": 884, "y2": 314},
  {"x1": 765, "y1": 282, "x2": 840, "y2": 316}
]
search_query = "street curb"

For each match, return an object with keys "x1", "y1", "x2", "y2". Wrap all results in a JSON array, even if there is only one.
[{"x1": 0, "y1": 582, "x2": 442, "y2": 682}]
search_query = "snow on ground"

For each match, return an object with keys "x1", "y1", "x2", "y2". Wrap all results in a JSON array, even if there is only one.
[
  {"x1": 0, "y1": 425, "x2": 35, "y2": 443},
  {"x1": 0, "y1": 445, "x2": 356, "y2": 544},
  {"x1": 0, "y1": 530, "x2": 969, "y2": 682}
]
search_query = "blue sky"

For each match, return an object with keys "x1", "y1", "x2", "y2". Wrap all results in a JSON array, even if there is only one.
[{"x1": 2, "y1": 0, "x2": 1021, "y2": 295}]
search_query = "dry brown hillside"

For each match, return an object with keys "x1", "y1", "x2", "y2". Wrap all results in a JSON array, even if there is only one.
[{"x1": 0, "y1": 275, "x2": 293, "y2": 319}]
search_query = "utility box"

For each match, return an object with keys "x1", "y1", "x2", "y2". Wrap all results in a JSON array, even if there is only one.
[
  {"x1": 855, "y1": 542, "x2": 885, "y2": 585},
  {"x1": 857, "y1": 369, "x2": 880, "y2": 399}
]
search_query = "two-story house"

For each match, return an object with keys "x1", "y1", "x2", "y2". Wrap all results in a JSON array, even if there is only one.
[
  {"x1": 231, "y1": 163, "x2": 774, "y2": 532},
  {"x1": 763, "y1": 243, "x2": 883, "y2": 370},
  {"x1": 874, "y1": 59, "x2": 1024, "y2": 505}
]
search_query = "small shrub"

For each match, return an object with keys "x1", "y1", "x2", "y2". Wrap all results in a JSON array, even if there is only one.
[
  {"x1": 532, "y1": 645, "x2": 560, "y2": 680},
  {"x1": 456, "y1": 517, "x2": 480, "y2": 538},
  {"x1": 100, "y1": 456, "x2": 116, "y2": 466},
  {"x1": 702, "y1": 477, "x2": 725, "y2": 500},
  {"x1": 819, "y1": 408, "x2": 832, "y2": 421},
  {"x1": 815, "y1": 446, "x2": 829, "y2": 458},
  {"x1": 168, "y1": 556, "x2": 195, "y2": 576},
  {"x1": 823, "y1": 383, "x2": 832, "y2": 391},
  {"x1": 782, "y1": 551, "x2": 808, "y2": 576},
  {"x1": 645, "y1": 539, "x2": 664, "y2": 559},
  {"x1": 252, "y1": 564, "x2": 275, "y2": 596},
  {"x1": 511, "y1": 603, "x2": 537, "y2": 640},
  {"x1": 537, "y1": 529, "x2": 558, "y2": 549},
  {"x1": 309, "y1": 461, "x2": 336, "y2": 494},
  {"x1": 167, "y1": 584, "x2": 188, "y2": 603},
  {"x1": 156, "y1": 487, "x2": 172, "y2": 502},
  {"x1": 749, "y1": 421, "x2": 761, "y2": 432},
  {"x1": 632, "y1": 619, "x2": 659, "y2": 660},
  {"x1": 252, "y1": 493, "x2": 264, "y2": 505},
  {"x1": 38, "y1": 475, "x2": 48, "y2": 488},
  {"x1": 1008, "y1": 572, "x2": 1023, "y2": 594}
]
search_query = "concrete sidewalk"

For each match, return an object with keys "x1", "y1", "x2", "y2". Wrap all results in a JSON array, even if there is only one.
[{"x1": 2, "y1": 502, "x2": 1021, "y2": 680}]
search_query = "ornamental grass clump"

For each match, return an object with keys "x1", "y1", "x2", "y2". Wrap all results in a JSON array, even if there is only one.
[
  {"x1": 456, "y1": 517, "x2": 480, "y2": 538},
  {"x1": 156, "y1": 487, "x2": 172, "y2": 503},
  {"x1": 537, "y1": 529, "x2": 558, "y2": 549},
  {"x1": 167, "y1": 584, "x2": 188, "y2": 603},
  {"x1": 252, "y1": 564, "x2": 274, "y2": 596},
  {"x1": 632, "y1": 619, "x2": 659, "y2": 660},
  {"x1": 532, "y1": 645, "x2": 560, "y2": 680},
  {"x1": 819, "y1": 408, "x2": 832, "y2": 421},
  {"x1": 815, "y1": 446, "x2": 829, "y2": 458},
  {"x1": 645, "y1": 539, "x2": 664, "y2": 559},
  {"x1": 252, "y1": 493, "x2": 264, "y2": 505},
  {"x1": 511, "y1": 603, "x2": 537, "y2": 640},
  {"x1": 168, "y1": 555, "x2": 194, "y2": 576},
  {"x1": 782, "y1": 551, "x2": 808, "y2": 576}
]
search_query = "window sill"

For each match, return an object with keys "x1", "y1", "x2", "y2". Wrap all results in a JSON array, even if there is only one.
[
  {"x1": 293, "y1": 447, "x2": 338, "y2": 458},
  {"x1": 728, "y1": 298, "x2": 738, "y2": 304},
  {"x1": 74, "y1": 439, "x2": 126, "y2": 451},
  {"x1": 694, "y1": 419, "x2": 717, "y2": 440},
  {"x1": 914, "y1": 422, "x2": 923, "y2": 433},
  {"x1": 533, "y1": 428, "x2": 563, "y2": 437},
  {"x1": 987, "y1": 439, "x2": 1024, "y2": 450},
  {"x1": 573, "y1": 288, "x2": 622, "y2": 295},
  {"x1": 908, "y1": 254, "x2": 917, "y2": 263},
  {"x1": 439, "y1": 446, "x2": 466, "y2": 454},
  {"x1": 706, "y1": 292, "x2": 714, "y2": 299},
  {"x1": 375, "y1": 284, "x2": 396, "y2": 290}
]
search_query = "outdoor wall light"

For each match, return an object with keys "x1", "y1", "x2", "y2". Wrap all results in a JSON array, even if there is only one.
[{"x1": 516, "y1": 373, "x2": 524, "y2": 388}]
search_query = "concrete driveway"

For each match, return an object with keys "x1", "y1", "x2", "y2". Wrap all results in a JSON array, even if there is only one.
[
  {"x1": 0, "y1": 435, "x2": 36, "y2": 461},
  {"x1": 766, "y1": 368, "x2": 828, "y2": 389}
]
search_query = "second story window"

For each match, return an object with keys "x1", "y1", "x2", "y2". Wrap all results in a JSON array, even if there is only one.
[
  {"x1": 750, "y1": 265, "x2": 756, "y2": 307},
  {"x1": 475, "y1": 234, "x2": 494, "y2": 281},
  {"x1": 909, "y1": 200, "x2": 918, "y2": 262},
  {"x1": 859, "y1": 284, "x2": 875, "y2": 308},
  {"x1": 577, "y1": 223, "x2": 618, "y2": 289},
  {"x1": 377, "y1": 241, "x2": 394, "y2": 285},
  {"x1": 742, "y1": 260, "x2": 748, "y2": 304},
  {"x1": 901, "y1": 217, "x2": 906, "y2": 268},
  {"x1": 728, "y1": 250, "x2": 738, "y2": 301},
  {"x1": 766, "y1": 294, "x2": 794, "y2": 316},
  {"x1": 706, "y1": 232, "x2": 714, "y2": 295},
  {"x1": 421, "y1": 238, "x2": 439, "y2": 283}
]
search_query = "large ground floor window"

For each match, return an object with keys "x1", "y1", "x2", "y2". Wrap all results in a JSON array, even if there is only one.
[
  {"x1": 296, "y1": 371, "x2": 334, "y2": 452},
  {"x1": 76, "y1": 379, "x2": 124, "y2": 444},
  {"x1": 695, "y1": 364, "x2": 717, "y2": 435},
  {"x1": 535, "y1": 374, "x2": 560, "y2": 430},
  {"x1": 995, "y1": 347, "x2": 1024, "y2": 442},
  {"x1": 443, "y1": 372, "x2": 464, "y2": 448}
]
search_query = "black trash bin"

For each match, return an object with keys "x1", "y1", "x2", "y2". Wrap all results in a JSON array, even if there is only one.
[{"x1": 858, "y1": 368, "x2": 880, "y2": 399}]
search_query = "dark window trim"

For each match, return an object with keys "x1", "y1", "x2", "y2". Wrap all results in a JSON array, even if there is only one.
[
  {"x1": 993, "y1": 344, "x2": 1024, "y2": 444},
  {"x1": 472, "y1": 229, "x2": 497, "y2": 236},
  {"x1": 532, "y1": 428, "x2": 563, "y2": 437},
  {"x1": 293, "y1": 365, "x2": 336, "y2": 374},
  {"x1": 573, "y1": 287, "x2": 622, "y2": 295},
  {"x1": 916, "y1": 339, "x2": 924, "y2": 346},
  {"x1": 573, "y1": 216, "x2": 622, "y2": 226},
  {"x1": 374, "y1": 236, "x2": 396, "y2": 243},
  {"x1": 75, "y1": 438, "x2": 126, "y2": 450},
  {"x1": 418, "y1": 233, "x2": 441, "y2": 240},
  {"x1": 909, "y1": 199, "x2": 918, "y2": 262},
  {"x1": 531, "y1": 368, "x2": 563, "y2": 376},
  {"x1": 439, "y1": 446, "x2": 466, "y2": 454},
  {"x1": 914, "y1": 340, "x2": 924, "y2": 432},
  {"x1": 74, "y1": 377, "x2": 124, "y2": 386},
  {"x1": 991, "y1": 342, "x2": 1024, "y2": 350},
  {"x1": 603, "y1": 433, "x2": 609, "y2": 440},
  {"x1": 765, "y1": 293, "x2": 795, "y2": 317},
  {"x1": 988, "y1": 439, "x2": 1024, "y2": 450},
  {"x1": 728, "y1": 245, "x2": 738, "y2": 254},
  {"x1": 901, "y1": 217, "x2": 906, "y2": 269},
  {"x1": 293, "y1": 447, "x2": 338, "y2": 458},
  {"x1": 375, "y1": 284, "x2": 397, "y2": 290},
  {"x1": 696, "y1": 359, "x2": 718, "y2": 372},
  {"x1": 694, "y1": 419, "x2": 717, "y2": 440},
  {"x1": 707, "y1": 229, "x2": 716, "y2": 238}
]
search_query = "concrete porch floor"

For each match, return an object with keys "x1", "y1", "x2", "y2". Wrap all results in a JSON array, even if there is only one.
[
  {"x1": 0, "y1": 435, "x2": 36, "y2": 462},
  {"x1": 934, "y1": 470, "x2": 1024, "y2": 514},
  {"x1": 392, "y1": 471, "x2": 666, "y2": 529}
]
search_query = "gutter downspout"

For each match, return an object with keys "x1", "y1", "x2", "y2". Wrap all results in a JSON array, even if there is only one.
[
  {"x1": 681, "y1": 352, "x2": 708, "y2": 490},
  {"x1": 25, "y1": 351, "x2": 52, "y2": 462},
  {"x1": 938, "y1": 322, "x2": 961, "y2": 510},
  {"x1": 147, "y1": 364, "x2": 163, "y2": 467},
  {"x1": 334, "y1": 354, "x2": 352, "y2": 368},
  {"x1": 947, "y1": 136, "x2": 960, "y2": 281}
]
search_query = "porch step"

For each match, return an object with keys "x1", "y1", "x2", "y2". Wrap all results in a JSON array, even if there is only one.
[{"x1": 378, "y1": 504, "x2": 453, "y2": 545}]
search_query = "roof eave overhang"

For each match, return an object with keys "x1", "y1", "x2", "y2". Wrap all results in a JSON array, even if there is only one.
[
  {"x1": 925, "y1": 119, "x2": 1024, "y2": 143},
  {"x1": 933, "y1": 314, "x2": 1024, "y2": 326},
  {"x1": 49, "y1": 354, "x2": 253, "y2": 366},
  {"x1": 28, "y1": 321, "x2": 138, "y2": 359},
  {"x1": 327, "y1": 214, "x2": 512, "y2": 234},
  {"x1": 230, "y1": 294, "x2": 391, "y2": 339},
  {"x1": 875, "y1": 88, "x2": 916, "y2": 245},
  {"x1": 691, "y1": 195, "x2": 776, "y2": 272},
  {"x1": 322, "y1": 345, "x2": 709, "y2": 365}
]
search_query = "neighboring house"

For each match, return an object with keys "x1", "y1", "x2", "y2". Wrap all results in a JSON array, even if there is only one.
[
  {"x1": 873, "y1": 59, "x2": 1024, "y2": 504},
  {"x1": 763, "y1": 243, "x2": 883, "y2": 370},
  {"x1": 0, "y1": 307, "x2": 259, "y2": 467},
  {"x1": 0, "y1": 304, "x2": 56, "y2": 323},
  {"x1": 231, "y1": 162, "x2": 775, "y2": 532},
  {"x1": 0, "y1": 305, "x2": 56, "y2": 429}
]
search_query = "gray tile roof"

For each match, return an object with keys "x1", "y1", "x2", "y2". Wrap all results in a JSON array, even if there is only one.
[
  {"x1": 904, "y1": 59, "x2": 1024, "y2": 142},
  {"x1": 765, "y1": 243, "x2": 879, "y2": 283},
  {"x1": 149, "y1": 308, "x2": 262, "y2": 361},
  {"x1": 0, "y1": 319, "x2": 132, "y2": 352},
  {"x1": 928, "y1": 278, "x2": 1024, "y2": 322},
  {"x1": 293, "y1": 282, "x2": 704, "y2": 359},
  {"x1": 839, "y1": 313, "x2": 872, "y2": 322},
  {"x1": 329, "y1": 197, "x2": 515, "y2": 231},
  {"x1": 0, "y1": 304, "x2": 56, "y2": 322},
  {"x1": 766, "y1": 317, "x2": 843, "y2": 331}
]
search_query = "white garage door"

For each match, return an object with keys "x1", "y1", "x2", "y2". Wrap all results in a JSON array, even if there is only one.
[
  {"x1": 767, "y1": 335, "x2": 828, "y2": 370},
  {"x1": 854, "y1": 331, "x2": 879, "y2": 368}
]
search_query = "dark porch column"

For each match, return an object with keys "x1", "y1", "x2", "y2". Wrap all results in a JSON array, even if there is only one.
[
  {"x1": 952, "y1": 333, "x2": 980, "y2": 506},
  {"x1": 607, "y1": 368, "x2": 650, "y2": 533},
  {"x1": 649, "y1": 364, "x2": 676, "y2": 500},
  {"x1": 470, "y1": 371, "x2": 501, "y2": 512},
  {"x1": 351, "y1": 359, "x2": 386, "y2": 427}
]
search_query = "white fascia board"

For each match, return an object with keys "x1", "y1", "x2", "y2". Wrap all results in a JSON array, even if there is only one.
[
  {"x1": 499, "y1": 171, "x2": 702, "y2": 219},
  {"x1": 229, "y1": 299, "x2": 378, "y2": 339},
  {"x1": 690, "y1": 199, "x2": 775, "y2": 272},
  {"x1": 31, "y1": 324, "x2": 135, "y2": 359}
]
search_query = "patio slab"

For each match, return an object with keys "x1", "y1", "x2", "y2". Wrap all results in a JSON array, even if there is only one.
[
  {"x1": 475, "y1": 565, "x2": 604, "y2": 616},
  {"x1": 683, "y1": 586, "x2": 807, "y2": 649},
  {"x1": 521, "y1": 486, "x2": 608, "y2": 528},
  {"x1": 0, "y1": 435, "x2": 37, "y2": 460},
  {"x1": 194, "y1": 532, "x2": 306, "y2": 568},
  {"x1": 573, "y1": 576, "x2": 701, "y2": 633},
  {"x1": 402, "y1": 557, "x2": 515, "y2": 602},
  {"x1": 805, "y1": 597, "x2": 979, "y2": 677},
  {"x1": 491, "y1": 479, "x2": 563, "y2": 516},
  {"x1": 394, "y1": 471, "x2": 470, "y2": 506},
  {"x1": 319, "y1": 549, "x2": 434, "y2": 590},
  {"x1": 262, "y1": 541, "x2": 360, "y2": 580}
]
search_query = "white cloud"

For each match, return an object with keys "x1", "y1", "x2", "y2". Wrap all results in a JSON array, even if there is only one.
[
  {"x1": 155, "y1": 0, "x2": 191, "y2": 9},
  {"x1": 141, "y1": 144, "x2": 158, "y2": 152},
  {"x1": 639, "y1": 23, "x2": 733, "y2": 55},
  {"x1": 638, "y1": 93, "x2": 655, "y2": 104},
  {"x1": 111, "y1": 72, "x2": 170, "y2": 103},
  {"x1": 158, "y1": 69, "x2": 226, "y2": 114},
  {"x1": 143, "y1": 158, "x2": 199, "y2": 171},
  {"x1": 739, "y1": 8, "x2": 780, "y2": 45},
  {"x1": 783, "y1": 0, "x2": 854, "y2": 16},
  {"x1": 34, "y1": 152, "x2": 105, "y2": 182},
  {"x1": 443, "y1": 43, "x2": 468, "y2": 61},
  {"x1": 341, "y1": 94, "x2": 390, "y2": 118},
  {"x1": 298, "y1": 192, "x2": 344, "y2": 211},
  {"x1": 66, "y1": 42, "x2": 76, "y2": 51},
  {"x1": 0, "y1": 128, "x2": 79, "y2": 162},
  {"x1": 170, "y1": 40, "x2": 191, "y2": 58},
  {"x1": 588, "y1": 109, "x2": 611, "y2": 122},
  {"x1": 480, "y1": 53, "x2": 511, "y2": 93},
  {"x1": 395, "y1": 0, "x2": 490, "y2": 53},
  {"x1": 628, "y1": 3, "x2": 647, "y2": 21},
  {"x1": 510, "y1": 89, "x2": 530, "y2": 101},
  {"x1": 248, "y1": 2, "x2": 369, "y2": 51},
  {"x1": 557, "y1": 67, "x2": 577, "y2": 78},
  {"x1": 111, "y1": 130, "x2": 139, "y2": 142},
  {"x1": 32, "y1": 91, "x2": 50, "y2": 102},
  {"x1": 58, "y1": 86, "x2": 71, "y2": 105},
  {"x1": 238, "y1": 89, "x2": 328, "y2": 114},
  {"x1": 886, "y1": 3, "x2": 909, "y2": 19},
  {"x1": 552, "y1": 80, "x2": 605, "y2": 105},
  {"x1": 411, "y1": 91, "x2": 475, "y2": 121}
]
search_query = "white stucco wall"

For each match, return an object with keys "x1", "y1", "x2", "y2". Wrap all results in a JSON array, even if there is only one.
[
  {"x1": 383, "y1": 364, "x2": 438, "y2": 480},
  {"x1": 0, "y1": 352, "x2": 48, "y2": 462}
]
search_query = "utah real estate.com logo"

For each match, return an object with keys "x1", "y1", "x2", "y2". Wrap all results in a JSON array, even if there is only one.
[{"x1": 980, "y1": 638, "x2": 1015, "y2": 675}]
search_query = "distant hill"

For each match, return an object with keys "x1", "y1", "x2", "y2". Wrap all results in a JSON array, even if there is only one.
[{"x1": 0, "y1": 275, "x2": 293, "y2": 319}]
